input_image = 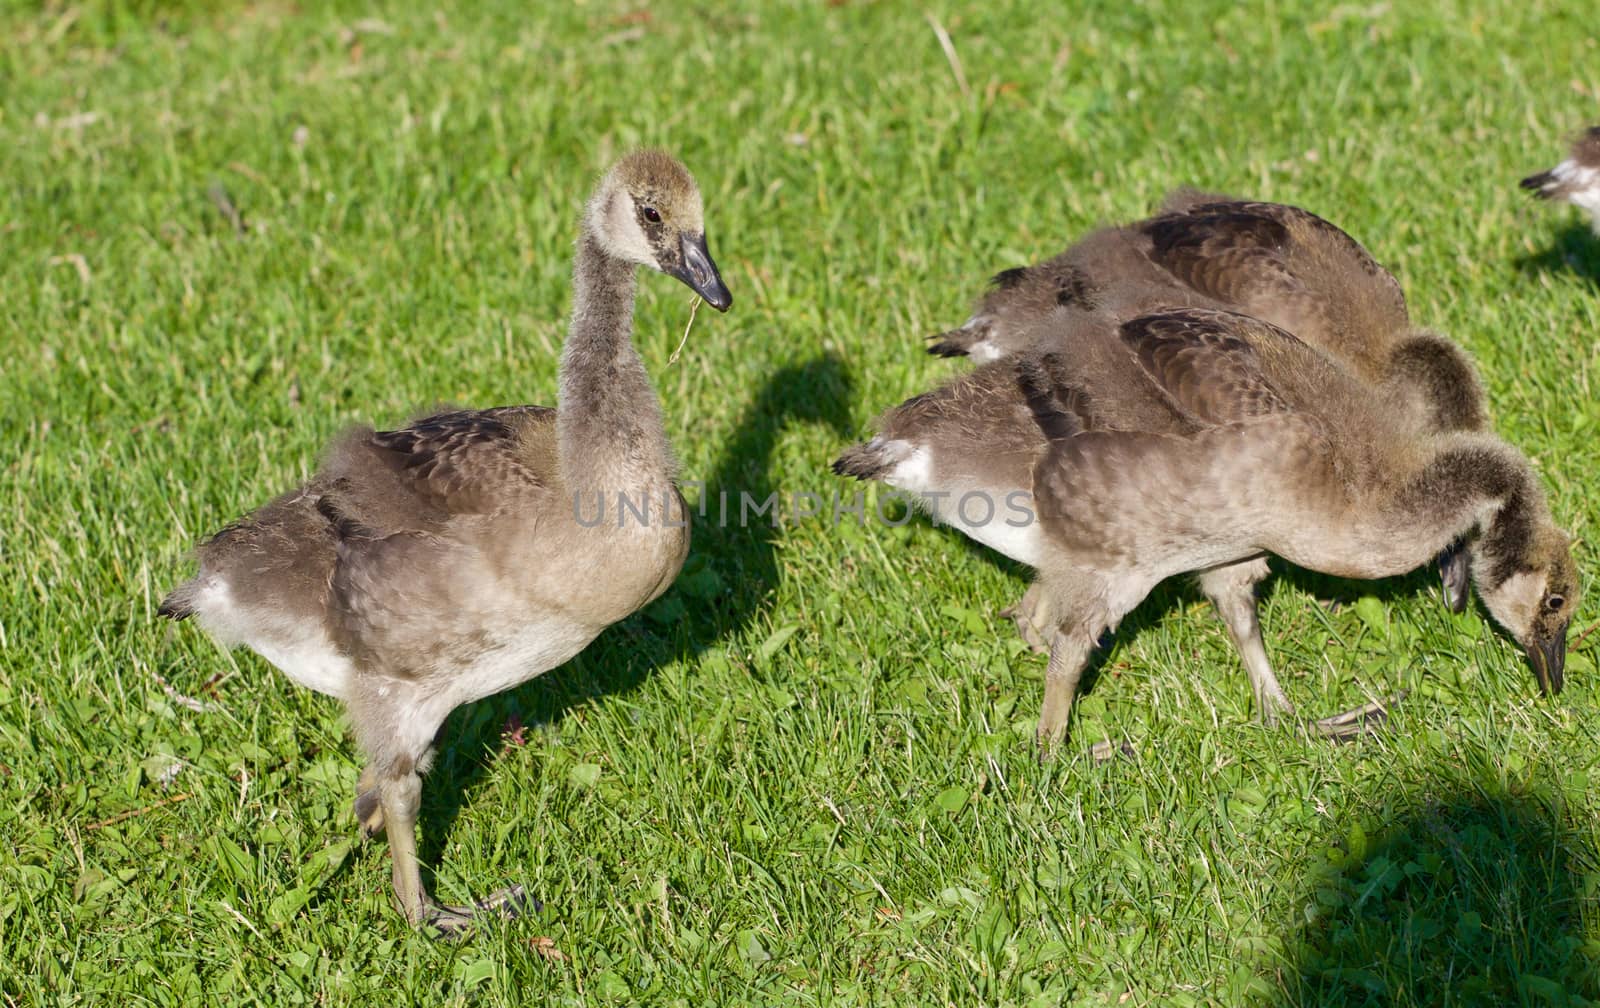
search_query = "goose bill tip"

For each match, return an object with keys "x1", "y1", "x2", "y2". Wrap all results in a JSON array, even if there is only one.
[
  {"x1": 675, "y1": 233, "x2": 732, "y2": 312},
  {"x1": 1529, "y1": 629, "x2": 1567, "y2": 695}
]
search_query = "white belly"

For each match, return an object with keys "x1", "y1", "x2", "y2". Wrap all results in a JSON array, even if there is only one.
[
  {"x1": 190, "y1": 577, "x2": 353, "y2": 699},
  {"x1": 413, "y1": 615, "x2": 599, "y2": 732},
  {"x1": 882, "y1": 443, "x2": 1045, "y2": 566},
  {"x1": 1548, "y1": 159, "x2": 1600, "y2": 229}
]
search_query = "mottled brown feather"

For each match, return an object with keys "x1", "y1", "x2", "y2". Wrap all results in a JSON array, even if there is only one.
[
  {"x1": 1118, "y1": 310, "x2": 1294, "y2": 426},
  {"x1": 363, "y1": 406, "x2": 557, "y2": 515}
]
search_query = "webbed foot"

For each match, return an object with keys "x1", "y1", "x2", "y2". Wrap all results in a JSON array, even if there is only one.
[
  {"x1": 1306, "y1": 691, "x2": 1408, "y2": 742},
  {"x1": 420, "y1": 884, "x2": 535, "y2": 939}
]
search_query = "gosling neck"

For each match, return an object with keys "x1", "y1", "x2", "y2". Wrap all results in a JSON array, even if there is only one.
[
  {"x1": 1384, "y1": 334, "x2": 1487, "y2": 434},
  {"x1": 1418, "y1": 437, "x2": 1542, "y2": 588},
  {"x1": 556, "y1": 231, "x2": 674, "y2": 497},
  {"x1": 1474, "y1": 480, "x2": 1543, "y2": 591}
]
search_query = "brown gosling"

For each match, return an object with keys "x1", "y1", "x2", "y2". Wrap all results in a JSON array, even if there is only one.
[
  {"x1": 927, "y1": 196, "x2": 1491, "y2": 623},
  {"x1": 1521, "y1": 126, "x2": 1600, "y2": 235},
  {"x1": 837, "y1": 307, "x2": 1576, "y2": 753},
  {"x1": 159, "y1": 151, "x2": 732, "y2": 933},
  {"x1": 928, "y1": 197, "x2": 1483, "y2": 433}
]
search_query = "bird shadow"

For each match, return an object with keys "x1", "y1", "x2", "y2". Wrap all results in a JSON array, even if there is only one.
[
  {"x1": 413, "y1": 353, "x2": 855, "y2": 870},
  {"x1": 1515, "y1": 221, "x2": 1600, "y2": 291},
  {"x1": 1270, "y1": 777, "x2": 1600, "y2": 1004}
]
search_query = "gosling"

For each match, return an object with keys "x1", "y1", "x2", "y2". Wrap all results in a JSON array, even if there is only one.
[
  {"x1": 839, "y1": 307, "x2": 1575, "y2": 752},
  {"x1": 160, "y1": 151, "x2": 732, "y2": 932}
]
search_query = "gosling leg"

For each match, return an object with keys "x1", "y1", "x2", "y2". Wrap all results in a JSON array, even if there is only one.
[
  {"x1": 1002, "y1": 581, "x2": 1057, "y2": 655},
  {"x1": 1198, "y1": 559, "x2": 1294, "y2": 725},
  {"x1": 1198, "y1": 560, "x2": 1402, "y2": 741},
  {"x1": 1036, "y1": 629, "x2": 1094, "y2": 757},
  {"x1": 377, "y1": 766, "x2": 527, "y2": 937}
]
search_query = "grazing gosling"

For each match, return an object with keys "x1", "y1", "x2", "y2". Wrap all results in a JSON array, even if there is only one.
[
  {"x1": 930, "y1": 197, "x2": 1483, "y2": 432},
  {"x1": 838, "y1": 308, "x2": 1576, "y2": 752},
  {"x1": 160, "y1": 151, "x2": 732, "y2": 933},
  {"x1": 1521, "y1": 126, "x2": 1600, "y2": 235},
  {"x1": 929, "y1": 196, "x2": 1491, "y2": 621}
]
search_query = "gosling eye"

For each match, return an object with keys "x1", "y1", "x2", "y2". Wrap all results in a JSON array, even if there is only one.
[
  {"x1": 1545, "y1": 594, "x2": 1565, "y2": 613},
  {"x1": 642, "y1": 206, "x2": 662, "y2": 224}
]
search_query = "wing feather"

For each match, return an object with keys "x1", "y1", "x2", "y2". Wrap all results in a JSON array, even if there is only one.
[
  {"x1": 1118, "y1": 309, "x2": 1295, "y2": 427},
  {"x1": 363, "y1": 405, "x2": 557, "y2": 515}
]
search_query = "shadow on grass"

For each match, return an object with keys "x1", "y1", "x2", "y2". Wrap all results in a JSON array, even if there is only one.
[
  {"x1": 416, "y1": 353, "x2": 854, "y2": 868},
  {"x1": 1272, "y1": 778, "x2": 1600, "y2": 1005},
  {"x1": 1515, "y1": 221, "x2": 1600, "y2": 291}
]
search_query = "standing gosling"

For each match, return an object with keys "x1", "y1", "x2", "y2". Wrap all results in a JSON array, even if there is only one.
[
  {"x1": 160, "y1": 151, "x2": 732, "y2": 932},
  {"x1": 1521, "y1": 126, "x2": 1600, "y2": 235},
  {"x1": 838, "y1": 308, "x2": 1575, "y2": 752}
]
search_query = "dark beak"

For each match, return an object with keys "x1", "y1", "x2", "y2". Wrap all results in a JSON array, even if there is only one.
[
  {"x1": 671, "y1": 232, "x2": 732, "y2": 312},
  {"x1": 1527, "y1": 621, "x2": 1568, "y2": 695},
  {"x1": 1437, "y1": 541, "x2": 1471, "y2": 614}
]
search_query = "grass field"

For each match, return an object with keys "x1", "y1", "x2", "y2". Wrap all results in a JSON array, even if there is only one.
[{"x1": 3, "y1": 0, "x2": 1600, "y2": 1003}]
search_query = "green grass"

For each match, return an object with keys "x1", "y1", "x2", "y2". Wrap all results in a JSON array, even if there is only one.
[{"x1": 3, "y1": 0, "x2": 1600, "y2": 1003}]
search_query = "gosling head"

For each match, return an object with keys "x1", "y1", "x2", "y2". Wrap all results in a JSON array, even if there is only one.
[
  {"x1": 1476, "y1": 521, "x2": 1579, "y2": 695},
  {"x1": 585, "y1": 150, "x2": 732, "y2": 311}
]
